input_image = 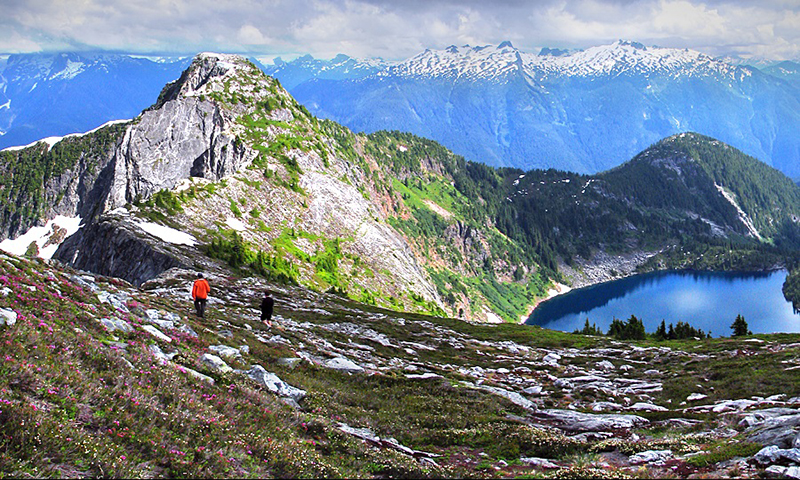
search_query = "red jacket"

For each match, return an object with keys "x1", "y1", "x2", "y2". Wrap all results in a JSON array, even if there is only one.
[{"x1": 192, "y1": 279, "x2": 210, "y2": 300}]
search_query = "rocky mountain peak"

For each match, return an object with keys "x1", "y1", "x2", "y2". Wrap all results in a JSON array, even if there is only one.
[{"x1": 151, "y1": 52, "x2": 259, "y2": 109}]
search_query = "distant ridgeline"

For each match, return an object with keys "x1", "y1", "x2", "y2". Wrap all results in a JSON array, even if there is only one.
[
  {"x1": 1, "y1": 53, "x2": 800, "y2": 323},
  {"x1": 264, "y1": 41, "x2": 800, "y2": 179}
]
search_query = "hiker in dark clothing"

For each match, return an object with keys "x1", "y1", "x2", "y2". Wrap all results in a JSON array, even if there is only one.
[
  {"x1": 192, "y1": 273, "x2": 211, "y2": 318},
  {"x1": 260, "y1": 290, "x2": 274, "y2": 327}
]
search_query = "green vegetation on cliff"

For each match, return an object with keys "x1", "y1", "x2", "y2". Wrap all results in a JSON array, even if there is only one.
[{"x1": 0, "y1": 122, "x2": 128, "y2": 236}]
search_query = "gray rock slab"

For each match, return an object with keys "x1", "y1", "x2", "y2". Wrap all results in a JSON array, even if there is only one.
[
  {"x1": 597, "y1": 360, "x2": 615, "y2": 370},
  {"x1": 247, "y1": 365, "x2": 306, "y2": 402},
  {"x1": 746, "y1": 412, "x2": 800, "y2": 448},
  {"x1": 519, "y1": 457, "x2": 559, "y2": 469},
  {"x1": 99, "y1": 317, "x2": 132, "y2": 333},
  {"x1": 766, "y1": 466, "x2": 800, "y2": 479},
  {"x1": 754, "y1": 445, "x2": 800, "y2": 466},
  {"x1": 277, "y1": 357, "x2": 302, "y2": 369},
  {"x1": 629, "y1": 402, "x2": 668, "y2": 412},
  {"x1": 477, "y1": 384, "x2": 536, "y2": 411},
  {"x1": 182, "y1": 366, "x2": 215, "y2": 385},
  {"x1": 142, "y1": 324, "x2": 172, "y2": 343},
  {"x1": 177, "y1": 324, "x2": 198, "y2": 338},
  {"x1": 629, "y1": 449, "x2": 673, "y2": 465},
  {"x1": 97, "y1": 291, "x2": 130, "y2": 313},
  {"x1": 209, "y1": 344, "x2": 243, "y2": 360},
  {"x1": 524, "y1": 386, "x2": 544, "y2": 395},
  {"x1": 531, "y1": 409, "x2": 649, "y2": 432},
  {"x1": 591, "y1": 402, "x2": 624, "y2": 412},
  {"x1": 324, "y1": 357, "x2": 365, "y2": 374},
  {"x1": 149, "y1": 344, "x2": 177, "y2": 364},
  {"x1": 406, "y1": 373, "x2": 443, "y2": 380}
]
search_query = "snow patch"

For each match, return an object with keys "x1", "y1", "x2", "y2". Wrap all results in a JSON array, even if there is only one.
[
  {"x1": 483, "y1": 308, "x2": 504, "y2": 324},
  {"x1": 135, "y1": 221, "x2": 197, "y2": 246},
  {"x1": 714, "y1": 183, "x2": 762, "y2": 240},
  {"x1": 0, "y1": 99, "x2": 9, "y2": 110},
  {"x1": 0, "y1": 215, "x2": 82, "y2": 259},
  {"x1": 225, "y1": 217, "x2": 248, "y2": 231},
  {"x1": 49, "y1": 60, "x2": 86, "y2": 80},
  {"x1": 1, "y1": 119, "x2": 129, "y2": 152}
]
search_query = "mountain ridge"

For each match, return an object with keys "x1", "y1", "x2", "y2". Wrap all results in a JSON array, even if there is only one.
[{"x1": 268, "y1": 41, "x2": 800, "y2": 178}]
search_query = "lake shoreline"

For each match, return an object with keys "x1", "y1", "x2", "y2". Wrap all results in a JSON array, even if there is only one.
[
  {"x1": 519, "y1": 282, "x2": 572, "y2": 324},
  {"x1": 525, "y1": 269, "x2": 797, "y2": 334}
]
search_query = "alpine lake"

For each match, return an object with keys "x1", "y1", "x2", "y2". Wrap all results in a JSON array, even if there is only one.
[{"x1": 526, "y1": 270, "x2": 800, "y2": 335}]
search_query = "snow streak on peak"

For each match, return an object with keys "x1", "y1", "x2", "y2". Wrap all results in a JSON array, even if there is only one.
[{"x1": 389, "y1": 42, "x2": 524, "y2": 80}]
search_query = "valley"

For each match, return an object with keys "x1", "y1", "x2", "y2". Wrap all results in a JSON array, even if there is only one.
[{"x1": 0, "y1": 52, "x2": 799, "y2": 478}]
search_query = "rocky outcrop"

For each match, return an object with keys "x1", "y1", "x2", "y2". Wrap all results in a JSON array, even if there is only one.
[
  {"x1": 558, "y1": 248, "x2": 664, "y2": 289},
  {"x1": 54, "y1": 215, "x2": 188, "y2": 286},
  {"x1": 101, "y1": 94, "x2": 255, "y2": 212}
]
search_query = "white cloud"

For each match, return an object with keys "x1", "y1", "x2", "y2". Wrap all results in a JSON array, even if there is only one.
[
  {"x1": 237, "y1": 24, "x2": 270, "y2": 45},
  {"x1": 0, "y1": 0, "x2": 797, "y2": 60}
]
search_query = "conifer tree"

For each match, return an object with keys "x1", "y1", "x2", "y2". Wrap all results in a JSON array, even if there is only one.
[{"x1": 731, "y1": 314, "x2": 751, "y2": 336}]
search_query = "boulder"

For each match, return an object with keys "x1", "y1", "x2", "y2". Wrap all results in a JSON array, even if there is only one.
[
  {"x1": 149, "y1": 344, "x2": 178, "y2": 364},
  {"x1": 591, "y1": 402, "x2": 624, "y2": 412},
  {"x1": 324, "y1": 357, "x2": 365, "y2": 374},
  {"x1": 99, "y1": 317, "x2": 132, "y2": 333},
  {"x1": 745, "y1": 412, "x2": 800, "y2": 448},
  {"x1": 247, "y1": 365, "x2": 306, "y2": 402},
  {"x1": 183, "y1": 367, "x2": 215, "y2": 385},
  {"x1": 97, "y1": 291, "x2": 130, "y2": 313},
  {"x1": 753, "y1": 445, "x2": 800, "y2": 466},
  {"x1": 524, "y1": 385, "x2": 544, "y2": 395},
  {"x1": 597, "y1": 360, "x2": 615, "y2": 370},
  {"x1": 0, "y1": 308, "x2": 18, "y2": 327},
  {"x1": 277, "y1": 357, "x2": 302, "y2": 369},
  {"x1": 542, "y1": 353, "x2": 561, "y2": 364},
  {"x1": 148, "y1": 316, "x2": 175, "y2": 330},
  {"x1": 177, "y1": 324, "x2": 198, "y2": 338},
  {"x1": 201, "y1": 353, "x2": 232, "y2": 373}
]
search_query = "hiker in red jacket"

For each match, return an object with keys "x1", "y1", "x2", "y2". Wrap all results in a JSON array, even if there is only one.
[{"x1": 192, "y1": 273, "x2": 211, "y2": 318}]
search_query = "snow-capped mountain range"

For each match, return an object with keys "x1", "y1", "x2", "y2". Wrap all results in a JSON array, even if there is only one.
[
  {"x1": 265, "y1": 40, "x2": 800, "y2": 177},
  {"x1": 1, "y1": 42, "x2": 798, "y2": 178},
  {"x1": 254, "y1": 53, "x2": 388, "y2": 89},
  {"x1": 383, "y1": 40, "x2": 746, "y2": 81},
  {"x1": 0, "y1": 52, "x2": 189, "y2": 150}
]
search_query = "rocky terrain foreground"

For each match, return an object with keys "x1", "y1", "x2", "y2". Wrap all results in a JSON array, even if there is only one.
[{"x1": 1, "y1": 252, "x2": 800, "y2": 478}]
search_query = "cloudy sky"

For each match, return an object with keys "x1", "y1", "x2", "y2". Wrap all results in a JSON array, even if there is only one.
[{"x1": 1, "y1": 0, "x2": 798, "y2": 62}]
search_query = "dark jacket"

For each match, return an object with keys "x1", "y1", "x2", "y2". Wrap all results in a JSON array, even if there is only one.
[{"x1": 260, "y1": 296, "x2": 274, "y2": 321}]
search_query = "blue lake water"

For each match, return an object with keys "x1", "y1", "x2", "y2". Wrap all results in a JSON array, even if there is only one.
[{"x1": 526, "y1": 270, "x2": 800, "y2": 335}]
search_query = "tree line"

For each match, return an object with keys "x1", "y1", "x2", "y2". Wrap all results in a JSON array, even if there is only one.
[{"x1": 575, "y1": 314, "x2": 751, "y2": 339}]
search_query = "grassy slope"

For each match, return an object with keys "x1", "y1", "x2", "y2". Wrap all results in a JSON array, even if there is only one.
[{"x1": 1, "y1": 252, "x2": 799, "y2": 478}]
